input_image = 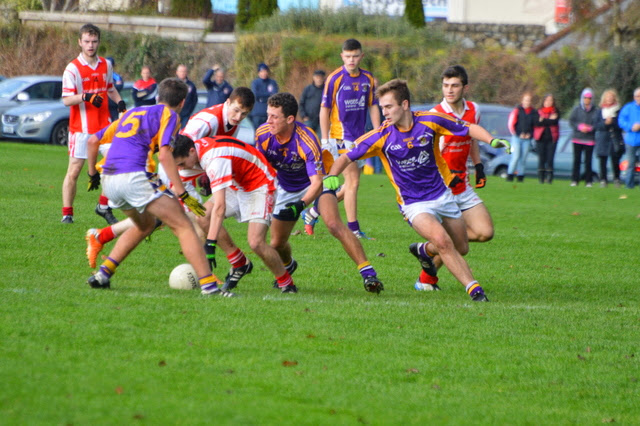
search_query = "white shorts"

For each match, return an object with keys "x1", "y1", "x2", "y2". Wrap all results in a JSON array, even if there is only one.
[
  {"x1": 273, "y1": 183, "x2": 307, "y2": 220},
  {"x1": 337, "y1": 139, "x2": 365, "y2": 168},
  {"x1": 103, "y1": 171, "x2": 172, "y2": 213},
  {"x1": 68, "y1": 131, "x2": 91, "y2": 159},
  {"x1": 222, "y1": 186, "x2": 274, "y2": 225},
  {"x1": 453, "y1": 186, "x2": 484, "y2": 211},
  {"x1": 401, "y1": 189, "x2": 462, "y2": 224}
]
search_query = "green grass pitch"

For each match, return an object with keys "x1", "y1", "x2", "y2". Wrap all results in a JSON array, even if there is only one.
[{"x1": 0, "y1": 141, "x2": 639, "y2": 424}]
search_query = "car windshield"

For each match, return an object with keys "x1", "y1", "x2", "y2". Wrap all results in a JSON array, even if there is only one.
[
  {"x1": 0, "y1": 79, "x2": 27, "y2": 99},
  {"x1": 480, "y1": 111, "x2": 510, "y2": 137}
]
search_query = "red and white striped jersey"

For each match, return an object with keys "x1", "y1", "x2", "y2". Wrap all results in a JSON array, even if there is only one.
[
  {"x1": 62, "y1": 54, "x2": 113, "y2": 134},
  {"x1": 181, "y1": 102, "x2": 238, "y2": 142},
  {"x1": 431, "y1": 100, "x2": 480, "y2": 195},
  {"x1": 195, "y1": 136, "x2": 277, "y2": 194}
]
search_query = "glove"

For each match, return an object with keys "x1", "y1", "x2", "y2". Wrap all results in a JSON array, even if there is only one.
[
  {"x1": 278, "y1": 200, "x2": 306, "y2": 221},
  {"x1": 448, "y1": 175, "x2": 463, "y2": 188},
  {"x1": 178, "y1": 191, "x2": 206, "y2": 217},
  {"x1": 323, "y1": 175, "x2": 340, "y2": 191},
  {"x1": 321, "y1": 138, "x2": 339, "y2": 158},
  {"x1": 82, "y1": 92, "x2": 103, "y2": 108},
  {"x1": 475, "y1": 163, "x2": 487, "y2": 189},
  {"x1": 117, "y1": 100, "x2": 126, "y2": 113},
  {"x1": 491, "y1": 138, "x2": 511, "y2": 154},
  {"x1": 87, "y1": 172, "x2": 101, "y2": 191},
  {"x1": 204, "y1": 239, "x2": 217, "y2": 269}
]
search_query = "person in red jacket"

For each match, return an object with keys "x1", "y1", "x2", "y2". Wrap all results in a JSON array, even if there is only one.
[
  {"x1": 507, "y1": 92, "x2": 537, "y2": 182},
  {"x1": 533, "y1": 94, "x2": 560, "y2": 184}
]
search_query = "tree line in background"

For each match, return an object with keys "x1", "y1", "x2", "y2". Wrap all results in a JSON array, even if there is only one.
[{"x1": 1, "y1": 3, "x2": 639, "y2": 114}]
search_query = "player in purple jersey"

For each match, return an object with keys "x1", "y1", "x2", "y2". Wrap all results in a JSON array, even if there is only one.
[
  {"x1": 306, "y1": 38, "x2": 380, "y2": 239},
  {"x1": 85, "y1": 78, "x2": 232, "y2": 297},
  {"x1": 255, "y1": 93, "x2": 384, "y2": 293},
  {"x1": 325, "y1": 79, "x2": 508, "y2": 302}
]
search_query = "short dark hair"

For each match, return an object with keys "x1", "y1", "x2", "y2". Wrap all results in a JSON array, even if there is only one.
[
  {"x1": 157, "y1": 78, "x2": 188, "y2": 108},
  {"x1": 441, "y1": 65, "x2": 468, "y2": 86},
  {"x1": 172, "y1": 134, "x2": 195, "y2": 159},
  {"x1": 267, "y1": 92, "x2": 298, "y2": 119},
  {"x1": 79, "y1": 23, "x2": 100, "y2": 40},
  {"x1": 228, "y1": 87, "x2": 255, "y2": 110},
  {"x1": 377, "y1": 79, "x2": 411, "y2": 106},
  {"x1": 342, "y1": 38, "x2": 362, "y2": 52},
  {"x1": 313, "y1": 69, "x2": 326, "y2": 76}
]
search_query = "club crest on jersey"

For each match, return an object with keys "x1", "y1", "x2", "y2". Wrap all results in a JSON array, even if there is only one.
[
  {"x1": 353, "y1": 82, "x2": 359, "y2": 91},
  {"x1": 418, "y1": 135, "x2": 429, "y2": 146}
]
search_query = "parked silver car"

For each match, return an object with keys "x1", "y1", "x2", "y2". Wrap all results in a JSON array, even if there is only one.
[
  {"x1": 0, "y1": 75, "x2": 62, "y2": 117},
  {"x1": 2, "y1": 83, "x2": 134, "y2": 145}
]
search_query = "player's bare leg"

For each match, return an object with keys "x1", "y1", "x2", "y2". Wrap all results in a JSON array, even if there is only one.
[
  {"x1": 462, "y1": 203, "x2": 494, "y2": 243},
  {"x1": 247, "y1": 222, "x2": 286, "y2": 277},
  {"x1": 340, "y1": 161, "x2": 363, "y2": 235},
  {"x1": 264, "y1": 219, "x2": 298, "y2": 292},
  {"x1": 317, "y1": 192, "x2": 367, "y2": 265},
  {"x1": 61, "y1": 157, "x2": 84, "y2": 222},
  {"x1": 411, "y1": 213, "x2": 487, "y2": 301},
  {"x1": 317, "y1": 191, "x2": 383, "y2": 293},
  {"x1": 269, "y1": 218, "x2": 297, "y2": 266}
]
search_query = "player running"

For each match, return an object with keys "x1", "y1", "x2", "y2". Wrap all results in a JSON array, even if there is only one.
[
  {"x1": 325, "y1": 79, "x2": 509, "y2": 301},
  {"x1": 85, "y1": 78, "x2": 230, "y2": 297},
  {"x1": 414, "y1": 65, "x2": 509, "y2": 291},
  {"x1": 255, "y1": 93, "x2": 383, "y2": 293}
]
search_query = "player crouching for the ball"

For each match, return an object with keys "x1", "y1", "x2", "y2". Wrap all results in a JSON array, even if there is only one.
[{"x1": 172, "y1": 134, "x2": 298, "y2": 293}]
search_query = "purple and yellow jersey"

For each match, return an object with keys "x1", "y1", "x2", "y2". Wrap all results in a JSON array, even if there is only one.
[
  {"x1": 101, "y1": 104, "x2": 180, "y2": 176},
  {"x1": 321, "y1": 66, "x2": 377, "y2": 141},
  {"x1": 348, "y1": 111, "x2": 470, "y2": 206},
  {"x1": 255, "y1": 121, "x2": 324, "y2": 192},
  {"x1": 94, "y1": 120, "x2": 157, "y2": 174}
]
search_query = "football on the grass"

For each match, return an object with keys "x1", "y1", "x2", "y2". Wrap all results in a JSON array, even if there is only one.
[{"x1": 169, "y1": 264, "x2": 199, "y2": 290}]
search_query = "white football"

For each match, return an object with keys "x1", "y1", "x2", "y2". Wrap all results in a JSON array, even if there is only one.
[{"x1": 169, "y1": 263, "x2": 199, "y2": 290}]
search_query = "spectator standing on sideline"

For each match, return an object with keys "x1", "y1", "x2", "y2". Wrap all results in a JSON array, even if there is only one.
[
  {"x1": 106, "y1": 56, "x2": 124, "y2": 121},
  {"x1": 175, "y1": 64, "x2": 198, "y2": 128},
  {"x1": 249, "y1": 63, "x2": 278, "y2": 129},
  {"x1": 203, "y1": 65, "x2": 233, "y2": 108},
  {"x1": 298, "y1": 69, "x2": 326, "y2": 135},
  {"x1": 595, "y1": 89, "x2": 624, "y2": 187},
  {"x1": 132, "y1": 66, "x2": 157, "y2": 107},
  {"x1": 533, "y1": 94, "x2": 560, "y2": 184},
  {"x1": 619, "y1": 88, "x2": 640, "y2": 189},
  {"x1": 569, "y1": 88, "x2": 599, "y2": 187},
  {"x1": 61, "y1": 23, "x2": 125, "y2": 224},
  {"x1": 507, "y1": 92, "x2": 536, "y2": 182}
]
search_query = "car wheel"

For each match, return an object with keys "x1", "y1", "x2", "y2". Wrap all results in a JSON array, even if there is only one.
[
  {"x1": 50, "y1": 120, "x2": 69, "y2": 145},
  {"x1": 494, "y1": 165, "x2": 508, "y2": 179}
]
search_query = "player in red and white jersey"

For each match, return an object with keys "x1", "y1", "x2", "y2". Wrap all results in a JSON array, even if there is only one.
[
  {"x1": 415, "y1": 65, "x2": 510, "y2": 291},
  {"x1": 60, "y1": 23, "x2": 125, "y2": 224},
  {"x1": 181, "y1": 87, "x2": 255, "y2": 142},
  {"x1": 173, "y1": 135, "x2": 298, "y2": 293}
]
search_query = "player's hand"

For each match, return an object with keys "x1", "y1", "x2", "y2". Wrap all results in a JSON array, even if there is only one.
[
  {"x1": 448, "y1": 174, "x2": 463, "y2": 188},
  {"x1": 491, "y1": 138, "x2": 511, "y2": 154},
  {"x1": 204, "y1": 239, "x2": 217, "y2": 269},
  {"x1": 321, "y1": 138, "x2": 339, "y2": 158},
  {"x1": 117, "y1": 100, "x2": 126, "y2": 113},
  {"x1": 82, "y1": 92, "x2": 104, "y2": 108},
  {"x1": 278, "y1": 200, "x2": 306, "y2": 221},
  {"x1": 323, "y1": 175, "x2": 340, "y2": 191},
  {"x1": 179, "y1": 191, "x2": 206, "y2": 217},
  {"x1": 87, "y1": 172, "x2": 101, "y2": 191},
  {"x1": 475, "y1": 163, "x2": 487, "y2": 189}
]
